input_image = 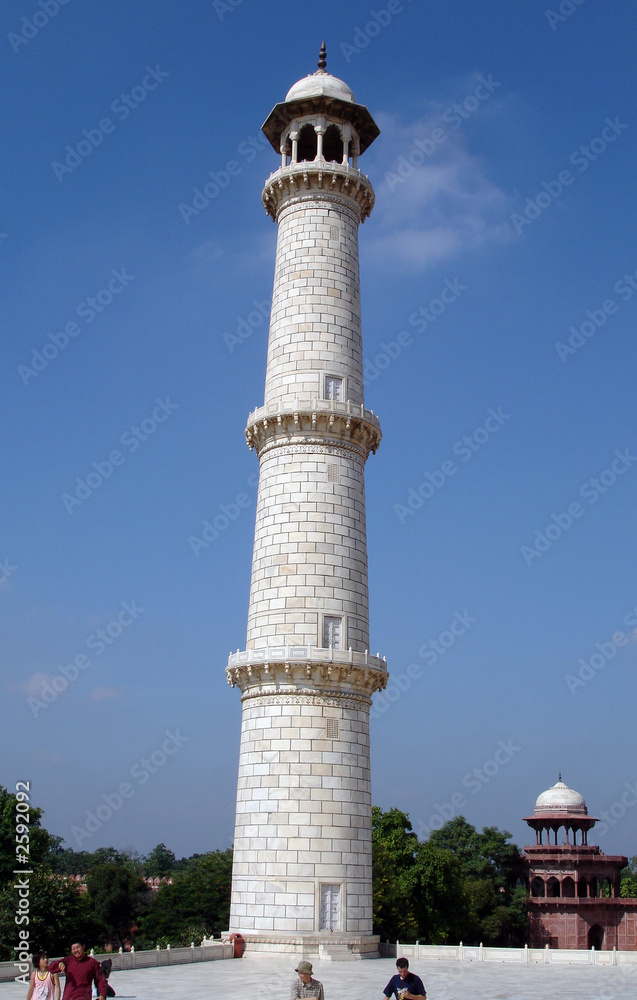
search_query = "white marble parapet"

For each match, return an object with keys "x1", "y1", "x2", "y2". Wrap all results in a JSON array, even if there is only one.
[
  {"x1": 227, "y1": 645, "x2": 385, "y2": 672},
  {"x1": 247, "y1": 397, "x2": 380, "y2": 427}
]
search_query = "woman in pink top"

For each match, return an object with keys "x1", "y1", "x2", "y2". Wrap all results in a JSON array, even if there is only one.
[{"x1": 26, "y1": 953, "x2": 60, "y2": 1000}]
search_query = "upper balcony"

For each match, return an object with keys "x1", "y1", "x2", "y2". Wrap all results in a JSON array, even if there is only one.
[
  {"x1": 226, "y1": 643, "x2": 388, "y2": 699},
  {"x1": 262, "y1": 160, "x2": 375, "y2": 221},
  {"x1": 245, "y1": 397, "x2": 382, "y2": 459}
]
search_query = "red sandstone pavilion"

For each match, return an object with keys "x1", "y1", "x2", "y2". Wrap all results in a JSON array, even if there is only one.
[{"x1": 522, "y1": 776, "x2": 637, "y2": 950}]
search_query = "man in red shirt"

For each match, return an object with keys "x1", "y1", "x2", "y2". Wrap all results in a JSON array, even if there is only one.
[{"x1": 48, "y1": 939, "x2": 107, "y2": 1000}]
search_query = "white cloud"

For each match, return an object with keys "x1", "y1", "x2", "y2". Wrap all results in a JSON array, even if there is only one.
[
  {"x1": 363, "y1": 105, "x2": 514, "y2": 271},
  {"x1": 190, "y1": 238, "x2": 225, "y2": 263},
  {"x1": 20, "y1": 672, "x2": 53, "y2": 699},
  {"x1": 90, "y1": 685, "x2": 123, "y2": 702}
]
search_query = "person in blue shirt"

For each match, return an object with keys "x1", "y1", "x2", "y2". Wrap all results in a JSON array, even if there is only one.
[{"x1": 382, "y1": 957, "x2": 427, "y2": 1000}]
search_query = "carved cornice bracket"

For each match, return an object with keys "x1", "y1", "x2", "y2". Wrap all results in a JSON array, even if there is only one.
[
  {"x1": 245, "y1": 399, "x2": 381, "y2": 460},
  {"x1": 263, "y1": 162, "x2": 375, "y2": 221}
]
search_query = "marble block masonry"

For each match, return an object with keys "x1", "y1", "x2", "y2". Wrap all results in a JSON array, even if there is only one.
[{"x1": 225, "y1": 45, "x2": 388, "y2": 958}]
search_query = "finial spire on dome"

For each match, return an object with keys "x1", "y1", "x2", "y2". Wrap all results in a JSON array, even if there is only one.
[
  {"x1": 317, "y1": 41, "x2": 327, "y2": 73},
  {"x1": 558, "y1": 770, "x2": 562, "y2": 782}
]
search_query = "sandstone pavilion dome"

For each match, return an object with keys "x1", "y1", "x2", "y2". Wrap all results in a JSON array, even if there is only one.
[{"x1": 534, "y1": 777, "x2": 588, "y2": 816}]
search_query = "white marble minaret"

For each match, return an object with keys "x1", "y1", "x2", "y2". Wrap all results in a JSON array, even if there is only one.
[{"x1": 226, "y1": 46, "x2": 387, "y2": 957}]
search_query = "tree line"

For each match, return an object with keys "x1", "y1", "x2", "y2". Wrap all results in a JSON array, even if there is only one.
[
  {"x1": 0, "y1": 786, "x2": 231, "y2": 958},
  {"x1": 2, "y1": 785, "x2": 635, "y2": 959}
]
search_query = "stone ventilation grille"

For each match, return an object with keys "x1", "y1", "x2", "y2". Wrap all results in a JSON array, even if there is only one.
[
  {"x1": 327, "y1": 464, "x2": 340, "y2": 483},
  {"x1": 330, "y1": 225, "x2": 339, "y2": 242},
  {"x1": 326, "y1": 718, "x2": 339, "y2": 739}
]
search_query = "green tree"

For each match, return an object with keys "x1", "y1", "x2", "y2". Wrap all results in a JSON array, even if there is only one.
[
  {"x1": 0, "y1": 786, "x2": 105, "y2": 960},
  {"x1": 620, "y1": 856, "x2": 637, "y2": 897},
  {"x1": 143, "y1": 843, "x2": 176, "y2": 878},
  {"x1": 428, "y1": 816, "x2": 527, "y2": 945},
  {"x1": 372, "y1": 806, "x2": 419, "y2": 941},
  {"x1": 427, "y1": 817, "x2": 520, "y2": 887},
  {"x1": 86, "y1": 863, "x2": 148, "y2": 946},
  {"x1": 371, "y1": 806, "x2": 467, "y2": 943},
  {"x1": 0, "y1": 785, "x2": 55, "y2": 887},
  {"x1": 403, "y1": 840, "x2": 467, "y2": 943},
  {"x1": 0, "y1": 872, "x2": 100, "y2": 961},
  {"x1": 136, "y1": 849, "x2": 232, "y2": 947}
]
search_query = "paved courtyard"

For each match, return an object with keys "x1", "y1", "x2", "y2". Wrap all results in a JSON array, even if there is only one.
[{"x1": 3, "y1": 956, "x2": 635, "y2": 1000}]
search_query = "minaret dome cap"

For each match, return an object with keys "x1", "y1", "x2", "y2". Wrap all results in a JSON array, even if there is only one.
[
  {"x1": 261, "y1": 43, "x2": 379, "y2": 156},
  {"x1": 285, "y1": 72, "x2": 355, "y2": 104},
  {"x1": 285, "y1": 41, "x2": 355, "y2": 104}
]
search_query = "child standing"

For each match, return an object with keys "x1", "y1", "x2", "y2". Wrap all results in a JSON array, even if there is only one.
[{"x1": 26, "y1": 953, "x2": 60, "y2": 1000}]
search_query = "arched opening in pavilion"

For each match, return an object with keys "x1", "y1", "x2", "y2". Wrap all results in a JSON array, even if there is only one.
[
  {"x1": 562, "y1": 876, "x2": 576, "y2": 897},
  {"x1": 323, "y1": 123, "x2": 343, "y2": 163},
  {"x1": 297, "y1": 123, "x2": 317, "y2": 162},
  {"x1": 546, "y1": 876, "x2": 560, "y2": 898},
  {"x1": 531, "y1": 877, "x2": 545, "y2": 897}
]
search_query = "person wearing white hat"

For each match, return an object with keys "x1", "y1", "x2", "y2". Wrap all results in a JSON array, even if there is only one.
[{"x1": 291, "y1": 960, "x2": 324, "y2": 1000}]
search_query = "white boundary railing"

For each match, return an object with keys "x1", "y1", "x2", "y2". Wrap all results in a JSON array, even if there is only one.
[
  {"x1": 1, "y1": 941, "x2": 233, "y2": 984},
  {"x1": 379, "y1": 941, "x2": 637, "y2": 965}
]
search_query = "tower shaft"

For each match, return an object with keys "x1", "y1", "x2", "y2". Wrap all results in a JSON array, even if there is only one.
[{"x1": 227, "y1": 63, "x2": 386, "y2": 955}]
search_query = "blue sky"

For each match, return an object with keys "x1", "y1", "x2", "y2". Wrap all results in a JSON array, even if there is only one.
[{"x1": 2, "y1": 0, "x2": 636, "y2": 861}]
